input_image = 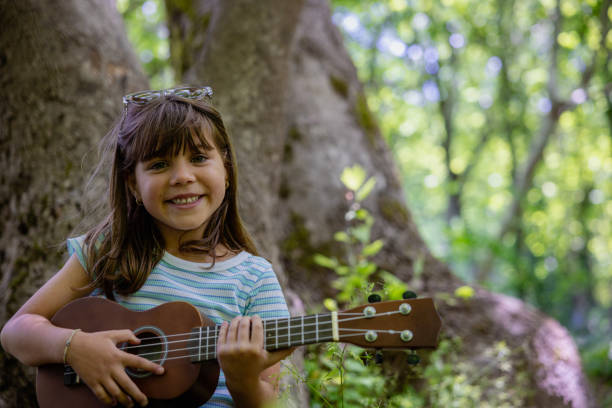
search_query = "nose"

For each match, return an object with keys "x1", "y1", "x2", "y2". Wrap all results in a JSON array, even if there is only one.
[{"x1": 170, "y1": 159, "x2": 195, "y2": 185}]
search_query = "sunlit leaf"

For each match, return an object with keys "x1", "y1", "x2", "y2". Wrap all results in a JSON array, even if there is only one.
[
  {"x1": 362, "y1": 239, "x2": 384, "y2": 257},
  {"x1": 454, "y1": 285, "x2": 475, "y2": 299},
  {"x1": 334, "y1": 231, "x2": 350, "y2": 243},
  {"x1": 355, "y1": 176, "x2": 377, "y2": 201},
  {"x1": 313, "y1": 254, "x2": 338, "y2": 269},
  {"x1": 324, "y1": 298, "x2": 338, "y2": 311},
  {"x1": 340, "y1": 165, "x2": 367, "y2": 191}
]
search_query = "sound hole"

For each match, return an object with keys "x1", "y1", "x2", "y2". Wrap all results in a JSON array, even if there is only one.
[{"x1": 124, "y1": 326, "x2": 168, "y2": 378}]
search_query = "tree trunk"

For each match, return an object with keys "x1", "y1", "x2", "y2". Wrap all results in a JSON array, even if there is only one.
[
  {"x1": 0, "y1": 0, "x2": 147, "y2": 405},
  {"x1": 167, "y1": 0, "x2": 593, "y2": 407}
]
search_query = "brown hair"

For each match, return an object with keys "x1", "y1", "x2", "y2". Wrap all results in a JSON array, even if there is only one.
[{"x1": 84, "y1": 96, "x2": 257, "y2": 299}]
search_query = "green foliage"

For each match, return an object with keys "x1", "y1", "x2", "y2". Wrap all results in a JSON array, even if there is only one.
[
  {"x1": 422, "y1": 338, "x2": 531, "y2": 407},
  {"x1": 582, "y1": 339, "x2": 612, "y2": 380},
  {"x1": 305, "y1": 166, "x2": 530, "y2": 406},
  {"x1": 117, "y1": 0, "x2": 174, "y2": 88},
  {"x1": 331, "y1": 0, "x2": 612, "y2": 386},
  {"x1": 301, "y1": 337, "x2": 531, "y2": 407},
  {"x1": 314, "y1": 164, "x2": 403, "y2": 305}
]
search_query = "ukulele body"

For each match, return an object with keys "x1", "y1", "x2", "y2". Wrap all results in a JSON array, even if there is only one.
[{"x1": 36, "y1": 297, "x2": 220, "y2": 408}]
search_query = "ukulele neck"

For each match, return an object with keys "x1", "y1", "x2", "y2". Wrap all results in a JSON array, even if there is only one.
[{"x1": 190, "y1": 313, "x2": 337, "y2": 363}]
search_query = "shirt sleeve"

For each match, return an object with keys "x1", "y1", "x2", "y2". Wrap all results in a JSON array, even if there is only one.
[
  {"x1": 67, "y1": 235, "x2": 88, "y2": 271},
  {"x1": 245, "y1": 261, "x2": 290, "y2": 320}
]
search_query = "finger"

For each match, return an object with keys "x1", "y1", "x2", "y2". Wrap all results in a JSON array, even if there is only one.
[
  {"x1": 217, "y1": 322, "x2": 228, "y2": 346},
  {"x1": 227, "y1": 316, "x2": 241, "y2": 342},
  {"x1": 237, "y1": 316, "x2": 252, "y2": 343},
  {"x1": 114, "y1": 370, "x2": 148, "y2": 407},
  {"x1": 250, "y1": 316, "x2": 264, "y2": 348},
  {"x1": 109, "y1": 329, "x2": 140, "y2": 345},
  {"x1": 124, "y1": 352, "x2": 165, "y2": 375},
  {"x1": 90, "y1": 383, "x2": 114, "y2": 406},
  {"x1": 104, "y1": 378, "x2": 134, "y2": 408}
]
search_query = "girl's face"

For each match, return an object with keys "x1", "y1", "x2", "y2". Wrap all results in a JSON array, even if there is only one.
[{"x1": 131, "y1": 133, "x2": 228, "y2": 249}]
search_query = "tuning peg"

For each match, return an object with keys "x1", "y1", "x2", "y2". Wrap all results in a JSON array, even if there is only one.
[
  {"x1": 402, "y1": 290, "x2": 417, "y2": 299},
  {"x1": 406, "y1": 350, "x2": 420, "y2": 365},
  {"x1": 375, "y1": 350, "x2": 384, "y2": 364},
  {"x1": 368, "y1": 293, "x2": 382, "y2": 303}
]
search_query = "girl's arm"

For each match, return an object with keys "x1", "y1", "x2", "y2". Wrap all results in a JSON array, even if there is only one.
[
  {"x1": 1, "y1": 254, "x2": 93, "y2": 365},
  {"x1": 0, "y1": 254, "x2": 164, "y2": 407},
  {"x1": 217, "y1": 315, "x2": 294, "y2": 408}
]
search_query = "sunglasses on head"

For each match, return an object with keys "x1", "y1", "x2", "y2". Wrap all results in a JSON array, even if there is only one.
[{"x1": 122, "y1": 86, "x2": 213, "y2": 110}]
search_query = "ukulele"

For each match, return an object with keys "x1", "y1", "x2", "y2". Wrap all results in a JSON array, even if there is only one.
[{"x1": 37, "y1": 296, "x2": 441, "y2": 407}]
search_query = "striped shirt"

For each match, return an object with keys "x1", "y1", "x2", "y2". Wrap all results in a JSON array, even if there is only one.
[{"x1": 67, "y1": 236, "x2": 289, "y2": 407}]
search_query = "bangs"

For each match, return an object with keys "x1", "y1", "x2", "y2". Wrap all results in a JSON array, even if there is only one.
[{"x1": 121, "y1": 98, "x2": 218, "y2": 167}]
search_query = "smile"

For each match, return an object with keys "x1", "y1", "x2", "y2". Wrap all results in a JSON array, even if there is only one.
[{"x1": 169, "y1": 196, "x2": 201, "y2": 205}]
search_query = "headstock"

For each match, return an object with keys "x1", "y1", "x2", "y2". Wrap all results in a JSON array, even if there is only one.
[{"x1": 337, "y1": 298, "x2": 441, "y2": 349}]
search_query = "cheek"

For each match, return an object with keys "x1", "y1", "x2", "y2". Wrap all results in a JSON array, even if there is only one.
[{"x1": 137, "y1": 179, "x2": 160, "y2": 201}]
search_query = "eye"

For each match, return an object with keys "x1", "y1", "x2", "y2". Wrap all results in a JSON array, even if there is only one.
[
  {"x1": 148, "y1": 160, "x2": 168, "y2": 170},
  {"x1": 192, "y1": 154, "x2": 208, "y2": 164}
]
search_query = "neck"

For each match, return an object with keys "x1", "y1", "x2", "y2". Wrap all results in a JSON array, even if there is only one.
[{"x1": 189, "y1": 313, "x2": 337, "y2": 362}]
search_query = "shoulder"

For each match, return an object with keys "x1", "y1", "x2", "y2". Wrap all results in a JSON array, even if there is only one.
[
  {"x1": 229, "y1": 252, "x2": 281, "y2": 282},
  {"x1": 67, "y1": 235, "x2": 88, "y2": 271}
]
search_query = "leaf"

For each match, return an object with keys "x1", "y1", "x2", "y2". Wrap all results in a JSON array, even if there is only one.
[
  {"x1": 340, "y1": 165, "x2": 366, "y2": 191},
  {"x1": 336, "y1": 266, "x2": 350, "y2": 275},
  {"x1": 356, "y1": 262, "x2": 377, "y2": 277},
  {"x1": 324, "y1": 298, "x2": 338, "y2": 311},
  {"x1": 313, "y1": 254, "x2": 338, "y2": 269},
  {"x1": 355, "y1": 208, "x2": 370, "y2": 220},
  {"x1": 334, "y1": 231, "x2": 350, "y2": 243},
  {"x1": 362, "y1": 239, "x2": 384, "y2": 257},
  {"x1": 356, "y1": 176, "x2": 376, "y2": 201},
  {"x1": 351, "y1": 224, "x2": 371, "y2": 243},
  {"x1": 454, "y1": 285, "x2": 475, "y2": 299}
]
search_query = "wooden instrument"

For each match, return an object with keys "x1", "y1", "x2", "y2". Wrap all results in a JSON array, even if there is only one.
[{"x1": 37, "y1": 296, "x2": 441, "y2": 407}]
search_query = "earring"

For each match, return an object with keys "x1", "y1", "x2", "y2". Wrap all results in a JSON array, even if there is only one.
[
  {"x1": 225, "y1": 180, "x2": 229, "y2": 189},
  {"x1": 135, "y1": 197, "x2": 143, "y2": 206}
]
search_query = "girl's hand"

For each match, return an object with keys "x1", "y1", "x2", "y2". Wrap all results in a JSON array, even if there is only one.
[
  {"x1": 67, "y1": 329, "x2": 164, "y2": 407},
  {"x1": 217, "y1": 316, "x2": 294, "y2": 403}
]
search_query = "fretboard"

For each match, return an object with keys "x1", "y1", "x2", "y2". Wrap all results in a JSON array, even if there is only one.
[{"x1": 190, "y1": 314, "x2": 334, "y2": 363}]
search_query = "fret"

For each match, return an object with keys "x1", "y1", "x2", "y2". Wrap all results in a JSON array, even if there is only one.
[
  {"x1": 298, "y1": 314, "x2": 332, "y2": 345},
  {"x1": 317, "y1": 314, "x2": 333, "y2": 342},
  {"x1": 275, "y1": 318, "x2": 289, "y2": 350},
  {"x1": 205, "y1": 326, "x2": 210, "y2": 360},
  {"x1": 214, "y1": 325, "x2": 218, "y2": 359},
  {"x1": 192, "y1": 312, "x2": 338, "y2": 362},
  {"x1": 265, "y1": 319, "x2": 274, "y2": 349},
  {"x1": 198, "y1": 327, "x2": 202, "y2": 361},
  {"x1": 189, "y1": 328, "x2": 200, "y2": 363},
  {"x1": 289, "y1": 317, "x2": 302, "y2": 346}
]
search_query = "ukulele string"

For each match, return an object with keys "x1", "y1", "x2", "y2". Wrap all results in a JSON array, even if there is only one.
[
  {"x1": 141, "y1": 331, "x2": 390, "y2": 364},
  {"x1": 120, "y1": 309, "x2": 404, "y2": 352},
  {"x1": 120, "y1": 314, "x2": 361, "y2": 350}
]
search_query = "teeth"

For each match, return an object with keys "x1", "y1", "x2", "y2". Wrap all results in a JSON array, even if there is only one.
[{"x1": 171, "y1": 196, "x2": 199, "y2": 205}]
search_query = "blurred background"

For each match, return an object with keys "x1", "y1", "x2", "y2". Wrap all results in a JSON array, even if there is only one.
[{"x1": 118, "y1": 0, "x2": 611, "y2": 391}]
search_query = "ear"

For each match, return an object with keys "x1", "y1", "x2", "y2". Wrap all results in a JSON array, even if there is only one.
[{"x1": 126, "y1": 174, "x2": 141, "y2": 202}]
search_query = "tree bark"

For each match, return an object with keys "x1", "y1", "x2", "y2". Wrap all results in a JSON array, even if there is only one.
[
  {"x1": 165, "y1": 0, "x2": 593, "y2": 407},
  {"x1": 0, "y1": 0, "x2": 146, "y2": 405}
]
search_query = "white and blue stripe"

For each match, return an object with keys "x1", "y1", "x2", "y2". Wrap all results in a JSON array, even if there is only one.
[{"x1": 67, "y1": 236, "x2": 289, "y2": 407}]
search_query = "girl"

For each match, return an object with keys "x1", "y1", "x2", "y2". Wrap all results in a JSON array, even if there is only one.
[{"x1": 1, "y1": 86, "x2": 293, "y2": 407}]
